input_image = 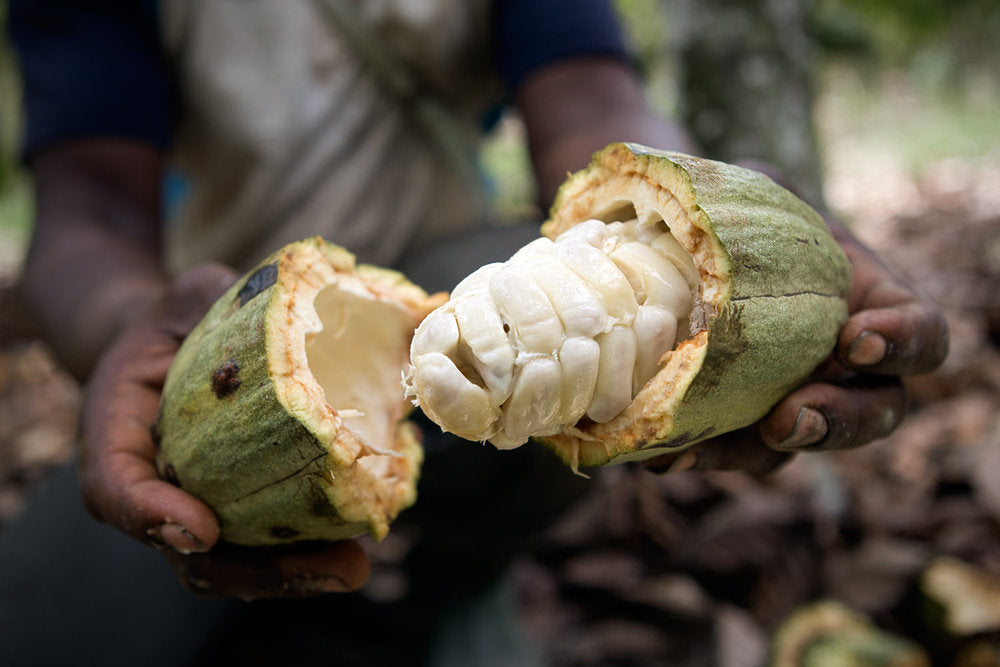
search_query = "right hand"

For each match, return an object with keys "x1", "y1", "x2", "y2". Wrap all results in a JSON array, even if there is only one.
[
  {"x1": 79, "y1": 264, "x2": 371, "y2": 599},
  {"x1": 644, "y1": 218, "x2": 949, "y2": 477}
]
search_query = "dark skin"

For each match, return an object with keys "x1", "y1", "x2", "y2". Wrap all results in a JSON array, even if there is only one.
[
  {"x1": 22, "y1": 58, "x2": 948, "y2": 599},
  {"x1": 645, "y1": 221, "x2": 949, "y2": 475}
]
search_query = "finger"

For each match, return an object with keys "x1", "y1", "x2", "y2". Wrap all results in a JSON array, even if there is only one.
[
  {"x1": 80, "y1": 344, "x2": 222, "y2": 552},
  {"x1": 79, "y1": 263, "x2": 238, "y2": 549},
  {"x1": 643, "y1": 428, "x2": 793, "y2": 477},
  {"x1": 162, "y1": 540, "x2": 371, "y2": 600},
  {"x1": 837, "y1": 300, "x2": 949, "y2": 376},
  {"x1": 760, "y1": 376, "x2": 908, "y2": 452},
  {"x1": 828, "y1": 222, "x2": 949, "y2": 376}
]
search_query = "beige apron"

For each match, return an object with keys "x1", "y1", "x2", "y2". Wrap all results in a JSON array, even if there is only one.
[{"x1": 159, "y1": 0, "x2": 501, "y2": 273}]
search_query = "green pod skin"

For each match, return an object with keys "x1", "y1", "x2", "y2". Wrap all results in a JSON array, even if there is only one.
[
  {"x1": 154, "y1": 238, "x2": 434, "y2": 546},
  {"x1": 538, "y1": 143, "x2": 853, "y2": 468}
]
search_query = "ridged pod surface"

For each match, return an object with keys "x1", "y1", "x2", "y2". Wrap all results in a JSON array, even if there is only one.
[
  {"x1": 406, "y1": 144, "x2": 852, "y2": 468},
  {"x1": 154, "y1": 237, "x2": 445, "y2": 545}
]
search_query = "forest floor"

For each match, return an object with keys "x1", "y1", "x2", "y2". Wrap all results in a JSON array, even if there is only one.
[{"x1": 1, "y1": 147, "x2": 999, "y2": 665}]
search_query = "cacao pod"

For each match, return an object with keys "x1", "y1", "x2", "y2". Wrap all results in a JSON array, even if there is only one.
[
  {"x1": 154, "y1": 238, "x2": 444, "y2": 545},
  {"x1": 406, "y1": 143, "x2": 852, "y2": 469}
]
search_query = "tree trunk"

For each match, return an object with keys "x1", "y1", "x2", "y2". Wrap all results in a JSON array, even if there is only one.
[{"x1": 669, "y1": 0, "x2": 827, "y2": 209}]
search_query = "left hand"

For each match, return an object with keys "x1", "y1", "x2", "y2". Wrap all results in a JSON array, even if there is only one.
[
  {"x1": 79, "y1": 264, "x2": 372, "y2": 599},
  {"x1": 645, "y1": 220, "x2": 950, "y2": 476}
]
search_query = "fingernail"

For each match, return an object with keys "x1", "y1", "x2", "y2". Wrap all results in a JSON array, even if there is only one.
[
  {"x1": 776, "y1": 407, "x2": 828, "y2": 450},
  {"x1": 667, "y1": 449, "x2": 699, "y2": 473},
  {"x1": 847, "y1": 331, "x2": 889, "y2": 367},
  {"x1": 292, "y1": 574, "x2": 350, "y2": 595},
  {"x1": 184, "y1": 575, "x2": 214, "y2": 594},
  {"x1": 149, "y1": 522, "x2": 209, "y2": 554}
]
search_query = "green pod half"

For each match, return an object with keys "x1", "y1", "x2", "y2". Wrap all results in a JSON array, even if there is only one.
[
  {"x1": 538, "y1": 143, "x2": 852, "y2": 467},
  {"x1": 154, "y1": 237, "x2": 444, "y2": 545}
]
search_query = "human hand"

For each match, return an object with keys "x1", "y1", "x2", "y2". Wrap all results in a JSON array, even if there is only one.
[
  {"x1": 645, "y1": 219, "x2": 950, "y2": 476},
  {"x1": 78, "y1": 264, "x2": 371, "y2": 598}
]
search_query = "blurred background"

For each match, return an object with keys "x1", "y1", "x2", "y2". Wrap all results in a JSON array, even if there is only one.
[{"x1": 2, "y1": 1, "x2": 999, "y2": 665}]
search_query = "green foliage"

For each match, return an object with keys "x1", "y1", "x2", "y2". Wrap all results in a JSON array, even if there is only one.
[
  {"x1": 613, "y1": 0, "x2": 681, "y2": 118},
  {"x1": 480, "y1": 116, "x2": 539, "y2": 222},
  {"x1": 614, "y1": 0, "x2": 670, "y2": 70},
  {"x1": 0, "y1": 0, "x2": 32, "y2": 239},
  {"x1": 815, "y1": 0, "x2": 1000, "y2": 72},
  {"x1": 812, "y1": 0, "x2": 1000, "y2": 175},
  {"x1": 1, "y1": 0, "x2": 19, "y2": 187},
  {"x1": 819, "y1": 63, "x2": 1000, "y2": 175}
]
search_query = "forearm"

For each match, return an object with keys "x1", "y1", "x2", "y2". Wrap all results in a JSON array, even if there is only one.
[
  {"x1": 22, "y1": 139, "x2": 168, "y2": 380},
  {"x1": 24, "y1": 222, "x2": 167, "y2": 381},
  {"x1": 516, "y1": 57, "x2": 698, "y2": 207}
]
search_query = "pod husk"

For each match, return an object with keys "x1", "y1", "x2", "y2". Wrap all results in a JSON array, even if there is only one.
[
  {"x1": 154, "y1": 237, "x2": 445, "y2": 545},
  {"x1": 538, "y1": 143, "x2": 852, "y2": 467}
]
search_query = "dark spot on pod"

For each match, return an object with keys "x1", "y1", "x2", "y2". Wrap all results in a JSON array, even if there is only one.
[
  {"x1": 162, "y1": 463, "x2": 181, "y2": 488},
  {"x1": 270, "y1": 526, "x2": 300, "y2": 539},
  {"x1": 310, "y1": 493, "x2": 334, "y2": 518},
  {"x1": 150, "y1": 416, "x2": 163, "y2": 451},
  {"x1": 658, "y1": 426, "x2": 716, "y2": 450},
  {"x1": 659, "y1": 433, "x2": 694, "y2": 450},
  {"x1": 211, "y1": 360, "x2": 242, "y2": 398},
  {"x1": 237, "y1": 262, "x2": 278, "y2": 306}
]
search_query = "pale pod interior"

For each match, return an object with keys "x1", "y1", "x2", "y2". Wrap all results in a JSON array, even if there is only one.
[
  {"x1": 405, "y1": 206, "x2": 701, "y2": 450},
  {"x1": 303, "y1": 282, "x2": 416, "y2": 477}
]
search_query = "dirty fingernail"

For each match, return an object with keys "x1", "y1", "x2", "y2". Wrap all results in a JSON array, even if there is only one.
[
  {"x1": 184, "y1": 575, "x2": 214, "y2": 594},
  {"x1": 150, "y1": 522, "x2": 209, "y2": 554},
  {"x1": 776, "y1": 407, "x2": 828, "y2": 450},
  {"x1": 292, "y1": 574, "x2": 351, "y2": 595},
  {"x1": 847, "y1": 331, "x2": 889, "y2": 367}
]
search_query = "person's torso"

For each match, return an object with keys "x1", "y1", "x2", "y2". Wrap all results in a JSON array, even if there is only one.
[{"x1": 159, "y1": 0, "x2": 501, "y2": 273}]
